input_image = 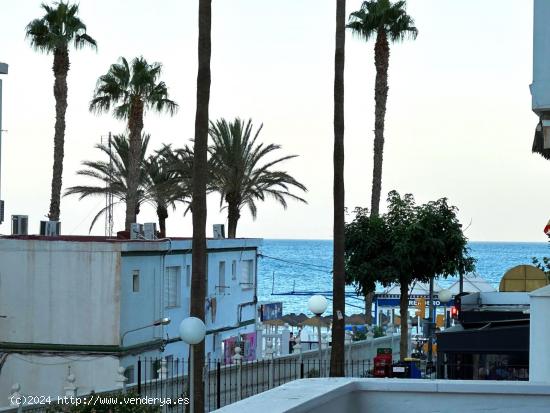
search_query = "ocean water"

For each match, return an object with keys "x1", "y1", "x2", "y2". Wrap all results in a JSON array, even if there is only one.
[{"x1": 257, "y1": 239, "x2": 550, "y2": 315}]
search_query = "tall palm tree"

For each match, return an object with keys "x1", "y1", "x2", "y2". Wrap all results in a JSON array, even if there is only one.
[
  {"x1": 144, "y1": 145, "x2": 190, "y2": 237},
  {"x1": 209, "y1": 118, "x2": 307, "y2": 238},
  {"x1": 64, "y1": 133, "x2": 149, "y2": 232},
  {"x1": 330, "y1": 0, "x2": 346, "y2": 378},
  {"x1": 347, "y1": 0, "x2": 417, "y2": 216},
  {"x1": 190, "y1": 0, "x2": 212, "y2": 410},
  {"x1": 347, "y1": 0, "x2": 417, "y2": 325},
  {"x1": 26, "y1": 1, "x2": 96, "y2": 222},
  {"x1": 89, "y1": 56, "x2": 178, "y2": 232}
]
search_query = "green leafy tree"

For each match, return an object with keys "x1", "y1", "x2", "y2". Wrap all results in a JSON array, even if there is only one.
[
  {"x1": 347, "y1": 0, "x2": 417, "y2": 217},
  {"x1": 345, "y1": 207, "x2": 394, "y2": 323},
  {"x1": 386, "y1": 191, "x2": 475, "y2": 359},
  {"x1": 209, "y1": 118, "x2": 307, "y2": 238},
  {"x1": 26, "y1": 1, "x2": 96, "y2": 222},
  {"x1": 90, "y1": 56, "x2": 178, "y2": 231}
]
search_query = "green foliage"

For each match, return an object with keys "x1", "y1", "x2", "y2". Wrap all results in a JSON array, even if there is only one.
[
  {"x1": 208, "y1": 118, "x2": 307, "y2": 230},
  {"x1": 532, "y1": 256, "x2": 550, "y2": 281},
  {"x1": 373, "y1": 325, "x2": 385, "y2": 338},
  {"x1": 352, "y1": 329, "x2": 367, "y2": 341},
  {"x1": 90, "y1": 57, "x2": 177, "y2": 121},
  {"x1": 26, "y1": 1, "x2": 96, "y2": 53},
  {"x1": 345, "y1": 207, "x2": 395, "y2": 296},
  {"x1": 306, "y1": 368, "x2": 320, "y2": 378},
  {"x1": 345, "y1": 190, "x2": 475, "y2": 307},
  {"x1": 347, "y1": 0, "x2": 418, "y2": 43}
]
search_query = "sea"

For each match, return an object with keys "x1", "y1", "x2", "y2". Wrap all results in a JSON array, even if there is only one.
[{"x1": 257, "y1": 240, "x2": 550, "y2": 316}]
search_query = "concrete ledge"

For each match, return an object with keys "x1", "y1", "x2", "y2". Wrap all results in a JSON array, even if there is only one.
[{"x1": 214, "y1": 378, "x2": 550, "y2": 413}]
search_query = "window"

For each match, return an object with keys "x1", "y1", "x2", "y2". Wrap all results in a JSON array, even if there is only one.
[
  {"x1": 132, "y1": 270, "x2": 140, "y2": 292},
  {"x1": 186, "y1": 265, "x2": 191, "y2": 287},
  {"x1": 240, "y1": 259, "x2": 254, "y2": 289},
  {"x1": 165, "y1": 266, "x2": 181, "y2": 308},
  {"x1": 232, "y1": 260, "x2": 237, "y2": 280},
  {"x1": 217, "y1": 261, "x2": 226, "y2": 294}
]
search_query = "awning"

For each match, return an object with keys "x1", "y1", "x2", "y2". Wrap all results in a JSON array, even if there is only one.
[{"x1": 437, "y1": 321, "x2": 529, "y2": 354}]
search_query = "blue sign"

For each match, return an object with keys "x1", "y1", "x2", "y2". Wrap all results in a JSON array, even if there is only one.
[{"x1": 260, "y1": 302, "x2": 283, "y2": 321}]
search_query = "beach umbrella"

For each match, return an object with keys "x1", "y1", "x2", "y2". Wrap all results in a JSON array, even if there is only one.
[
  {"x1": 300, "y1": 316, "x2": 330, "y2": 327},
  {"x1": 346, "y1": 313, "x2": 367, "y2": 325},
  {"x1": 263, "y1": 319, "x2": 286, "y2": 327}
]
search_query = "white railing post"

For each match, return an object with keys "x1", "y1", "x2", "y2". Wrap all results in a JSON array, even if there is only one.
[
  {"x1": 9, "y1": 383, "x2": 22, "y2": 413},
  {"x1": 64, "y1": 368, "x2": 77, "y2": 398},
  {"x1": 281, "y1": 324, "x2": 290, "y2": 356},
  {"x1": 232, "y1": 346, "x2": 243, "y2": 401},
  {"x1": 294, "y1": 335, "x2": 303, "y2": 364},
  {"x1": 265, "y1": 339, "x2": 274, "y2": 388},
  {"x1": 116, "y1": 366, "x2": 128, "y2": 392},
  {"x1": 345, "y1": 331, "x2": 352, "y2": 376},
  {"x1": 157, "y1": 357, "x2": 168, "y2": 380}
]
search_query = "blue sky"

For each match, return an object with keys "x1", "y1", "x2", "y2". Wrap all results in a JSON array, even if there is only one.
[{"x1": 0, "y1": 0, "x2": 546, "y2": 241}]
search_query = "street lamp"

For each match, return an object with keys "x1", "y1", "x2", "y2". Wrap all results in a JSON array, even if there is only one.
[
  {"x1": 308, "y1": 295, "x2": 327, "y2": 376},
  {"x1": 120, "y1": 317, "x2": 171, "y2": 346},
  {"x1": 179, "y1": 317, "x2": 206, "y2": 413},
  {"x1": 0, "y1": 62, "x2": 8, "y2": 225}
]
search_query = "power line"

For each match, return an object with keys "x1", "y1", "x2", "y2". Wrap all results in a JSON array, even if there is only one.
[{"x1": 258, "y1": 253, "x2": 332, "y2": 274}]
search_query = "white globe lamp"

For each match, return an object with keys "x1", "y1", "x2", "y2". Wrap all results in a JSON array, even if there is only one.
[
  {"x1": 179, "y1": 317, "x2": 206, "y2": 345},
  {"x1": 308, "y1": 295, "x2": 328, "y2": 316},
  {"x1": 438, "y1": 289, "x2": 453, "y2": 303}
]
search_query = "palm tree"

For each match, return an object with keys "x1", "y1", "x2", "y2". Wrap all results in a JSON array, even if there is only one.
[
  {"x1": 330, "y1": 0, "x2": 346, "y2": 378},
  {"x1": 144, "y1": 146, "x2": 190, "y2": 237},
  {"x1": 190, "y1": 0, "x2": 212, "y2": 410},
  {"x1": 89, "y1": 56, "x2": 178, "y2": 232},
  {"x1": 209, "y1": 118, "x2": 307, "y2": 238},
  {"x1": 347, "y1": 0, "x2": 417, "y2": 216},
  {"x1": 26, "y1": 1, "x2": 96, "y2": 222},
  {"x1": 347, "y1": 0, "x2": 417, "y2": 325},
  {"x1": 64, "y1": 134, "x2": 149, "y2": 232}
]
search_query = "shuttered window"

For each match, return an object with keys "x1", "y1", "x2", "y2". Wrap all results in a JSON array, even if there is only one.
[
  {"x1": 165, "y1": 266, "x2": 181, "y2": 308},
  {"x1": 240, "y1": 260, "x2": 254, "y2": 289}
]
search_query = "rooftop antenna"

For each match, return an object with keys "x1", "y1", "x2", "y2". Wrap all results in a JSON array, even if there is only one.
[
  {"x1": 0, "y1": 62, "x2": 8, "y2": 225},
  {"x1": 102, "y1": 132, "x2": 114, "y2": 236}
]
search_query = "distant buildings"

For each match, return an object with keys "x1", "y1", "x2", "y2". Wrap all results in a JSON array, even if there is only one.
[{"x1": 0, "y1": 235, "x2": 261, "y2": 404}]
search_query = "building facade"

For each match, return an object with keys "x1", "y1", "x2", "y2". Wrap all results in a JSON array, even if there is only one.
[{"x1": 0, "y1": 235, "x2": 261, "y2": 404}]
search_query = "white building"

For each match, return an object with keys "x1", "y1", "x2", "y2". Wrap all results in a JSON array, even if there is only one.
[{"x1": 0, "y1": 235, "x2": 261, "y2": 405}]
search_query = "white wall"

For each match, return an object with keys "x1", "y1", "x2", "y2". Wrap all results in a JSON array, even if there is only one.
[
  {"x1": 215, "y1": 378, "x2": 550, "y2": 413},
  {"x1": 0, "y1": 239, "x2": 121, "y2": 345},
  {"x1": 0, "y1": 354, "x2": 119, "y2": 407},
  {"x1": 532, "y1": 0, "x2": 550, "y2": 112}
]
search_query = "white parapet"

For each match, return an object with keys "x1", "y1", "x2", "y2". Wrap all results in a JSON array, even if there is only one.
[{"x1": 529, "y1": 284, "x2": 550, "y2": 383}]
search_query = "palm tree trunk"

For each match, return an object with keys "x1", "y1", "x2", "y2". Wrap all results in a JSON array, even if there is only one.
[
  {"x1": 125, "y1": 99, "x2": 144, "y2": 231},
  {"x1": 190, "y1": 0, "x2": 211, "y2": 411},
  {"x1": 48, "y1": 47, "x2": 69, "y2": 222},
  {"x1": 330, "y1": 0, "x2": 346, "y2": 378},
  {"x1": 156, "y1": 204, "x2": 168, "y2": 238},
  {"x1": 227, "y1": 200, "x2": 240, "y2": 239},
  {"x1": 399, "y1": 279, "x2": 409, "y2": 361},
  {"x1": 370, "y1": 30, "x2": 390, "y2": 217}
]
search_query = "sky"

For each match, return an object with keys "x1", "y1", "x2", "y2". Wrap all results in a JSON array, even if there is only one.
[{"x1": 0, "y1": 0, "x2": 545, "y2": 242}]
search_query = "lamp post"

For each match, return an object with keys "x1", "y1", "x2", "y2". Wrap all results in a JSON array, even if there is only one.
[
  {"x1": 179, "y1": 317, "x2": 206, "y2": 413},
  {"x1": 0, "y1": 62, "x2": 8, "y2": 225},
  {"x1": 427, "y1": 289, "x2": 452, "y2": 365},
  {"x1": 120, "y1": 317, "x2": 170, "y2": 346},
  {"x1": 307, "y1": 295, "x2": 328, "y2": 376}
]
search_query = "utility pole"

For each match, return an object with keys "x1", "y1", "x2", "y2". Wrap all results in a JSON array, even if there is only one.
[{"x1": 0, "y1": 62, "x2": 8, "y2": 225}]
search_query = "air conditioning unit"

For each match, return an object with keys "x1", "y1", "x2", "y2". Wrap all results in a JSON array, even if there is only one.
[
  {"x1": 11, "y1": 215, "x2": 28, "y2": 235},
  {"x1": 40, "y1": 220, "x2": 60, "y2": 236},
  {"x1": 213, "y1": 224, "x2": 225, "y2": 239},
  {"x1": 143, "y1": 222, "x2": 157, "y2": 240},
  {"x1": 130, "y1": 223, "x2": 143, "y2": 240}
]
